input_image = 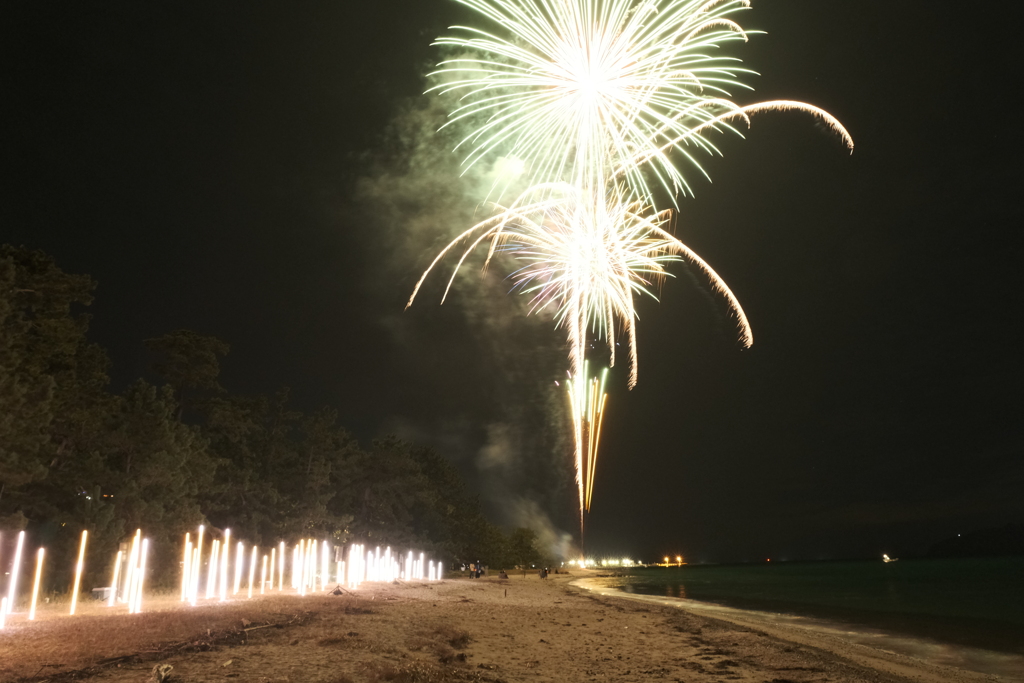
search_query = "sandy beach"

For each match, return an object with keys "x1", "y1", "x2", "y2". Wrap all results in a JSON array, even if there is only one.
[{"x1": 2, "y1": 570, "x2": 1020, "y2": 683}]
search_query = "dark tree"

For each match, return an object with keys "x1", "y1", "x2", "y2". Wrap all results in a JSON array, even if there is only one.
[
  {"x1": 0, "y1": 246, "x2": 95, "y2": 493},
  {"x1": 145, "y1": 330, "x2": 229, "y2": 418},
  {"x1": 1, "y1": 244, "x2": 521, "y2": 594}
]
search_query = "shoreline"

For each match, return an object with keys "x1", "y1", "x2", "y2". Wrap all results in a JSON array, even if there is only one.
[{"x1": 573, "y1": 575, "x2": 1024, "y2": 682}]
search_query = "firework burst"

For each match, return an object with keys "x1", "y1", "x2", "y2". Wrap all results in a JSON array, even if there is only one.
[
  {"x1": 432, "y1": 0, "x2": 852, "y2": 200},
  {"x1": 411, "y1": 0, "x2": 851, "y2": 533},
  {"x1": 407, "y1": 181, "x2": 749, "y2": 387}
]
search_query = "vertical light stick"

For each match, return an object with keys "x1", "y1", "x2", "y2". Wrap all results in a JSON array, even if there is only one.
[
  {"x1": 306, "y1": 539, "x2": 313, "y2": 589},
  {"x1": 189, "y1": 547, "x2": 200, "y2": 605},
  {"x1": 310, "y1": 540, "x2": 317, "y2": 591},
  {"x1": 234, "y1": 541, "x2": 244, "y2": 594},
  {"x1": 180, "y1": 532, "x2": 191, "y2": 601},
  {"x1": 181, "y1": 539, "x2": 192, "y2": 601},
  {"x1": 29, "y1": 547, "x2": 44, "y2": 620},
  {"x1": 292, "y1": 543, "x2": 300, "y2": 589},
  {"x1": 123, "y1": 531, "x2": 140, "y2": 605},
  {"x1": 347, "y1": 545, "x2": 356, "y2": 588},
  {"x1": 132, "y1": 539, "x2": 149, "y2": 613},
  {"x1": 69, "y1": 530, "x2": 88, "y2": 615},
  {"x1": 322, "y1": 541, "x2": 329, "y2": 591},
  {"x1": 206, "y1": 540, "x2": 219, "y2": 599},
  {"x1": 301, "y1": 540, "x2": 309, "y2": 592},
  {"x1": 6, "y1": 530, "x2": 25, "y2": 614},
  {"x1": 307, "y1": 540, "x2": 316, "y2": 593},
  {"x1": 193, "y1": 524, "x2": 204, "y2": 602},
  {"x1": 109, "y1": 550, "x2": 123, "y2": 607},
  {"x1": 260, "y1": 555, "x2": 268, "y2": 595},
  {"x1": 127, "y1": 539, "x2": 141, "y2": 611},
  {"x1": 269, "y1": 547, "x2": 276, "y2": 591},
  {"x1": 219, "y1": 529, "x2": 230, "y2": 601},
  {"x1": 305, "y1": 538, "x2": 312, "y2": 589},
  {"x1": 248, "y1": 545, "x2": 257, "y2": 598},
  {"x1": 278, "y1": 542, "x2": 285, "y2": 590},
  {"x1": 314, "y1": 540, "x2": 321, "y2": 588}
]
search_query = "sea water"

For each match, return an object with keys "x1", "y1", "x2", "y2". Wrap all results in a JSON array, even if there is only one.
[{"x1": 612, "y1": 557, "x2": 1024, "y2": 656}]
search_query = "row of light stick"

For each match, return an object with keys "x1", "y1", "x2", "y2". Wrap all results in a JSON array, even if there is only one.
[
  {"x1": 0, "y1": 529, "x2": 93, "y2": 629},
  {"x1": 178, "y1": 526, "x2": 440, "y2": 604},
  {"x1": 345, "y1": 544, "x2": 441, "y2": 587},
  {"x1": 1, "y1": 526, "x2": 439, "y2": 632}
]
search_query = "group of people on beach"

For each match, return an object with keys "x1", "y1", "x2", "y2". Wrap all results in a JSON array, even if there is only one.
[{"x1": 462, "y1": 563, "x2": 554, "y2": 579}]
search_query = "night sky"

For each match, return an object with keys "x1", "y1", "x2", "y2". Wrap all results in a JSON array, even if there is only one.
[{"x1": 5, "y1": 1, "x2": 1021, "y2": 563}]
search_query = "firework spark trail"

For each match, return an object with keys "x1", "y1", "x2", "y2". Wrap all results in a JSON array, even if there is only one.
[{"x1": 567, "y1": 362, "x2": 609, "y2": 527}]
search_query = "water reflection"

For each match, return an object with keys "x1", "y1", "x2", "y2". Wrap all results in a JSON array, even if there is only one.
[{"x1": 663, "y1": 583, "x2": 687, "y2": 599}]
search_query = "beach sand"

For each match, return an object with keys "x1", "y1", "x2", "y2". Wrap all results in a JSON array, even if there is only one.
[{"x1": 3, "y1": 570, "x2": 1019, "y2": 682}]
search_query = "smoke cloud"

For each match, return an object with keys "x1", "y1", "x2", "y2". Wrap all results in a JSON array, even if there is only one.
[{"x1": 354, "y1": 87, "x2": 578, "y2": 541}]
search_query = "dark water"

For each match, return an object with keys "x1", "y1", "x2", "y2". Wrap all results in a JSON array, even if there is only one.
[{"x1": 613, "y1": 557, "x2": 1024, "y2": 656}]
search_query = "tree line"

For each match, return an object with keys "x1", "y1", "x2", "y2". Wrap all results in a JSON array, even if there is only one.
[{"x1": 0, "y1": 245, "x2": 547, "y2": 592}]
